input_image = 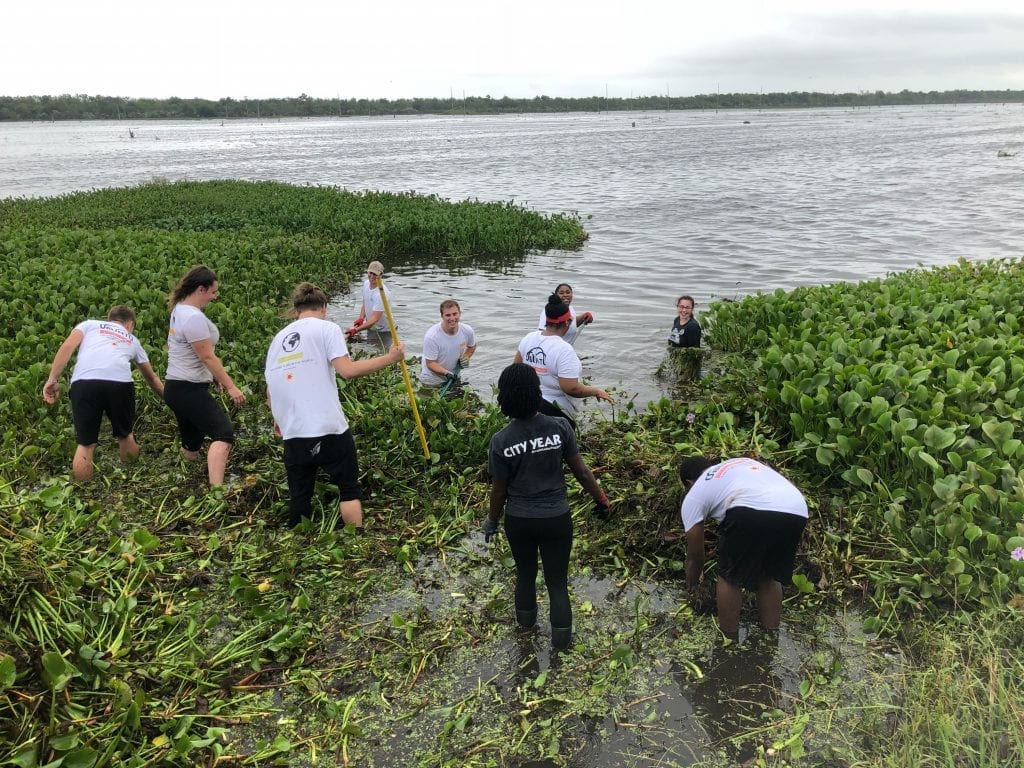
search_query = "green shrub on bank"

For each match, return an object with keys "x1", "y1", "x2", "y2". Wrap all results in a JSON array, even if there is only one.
[{"x1": 703, "y1": 258, "x2": 1024, "y2": 611}]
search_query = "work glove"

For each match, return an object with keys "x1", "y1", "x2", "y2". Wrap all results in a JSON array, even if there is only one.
[
  {"x1": 445, "y1": 371, "x2": 460, "y2": 384},
  {"x1": 482, "y1": 516, "x2": 500, "y2": 543},
  {"x1": 345, "y1": 326, "x2": 360, "y2": 339},
  {"x1": 458, "y1": 356, "x2": 470, "y2": 368},
  {"x1": 579, "y1": 311, "x2": 594, "y2": 325},
  {"x1": 591, "y1": 490, "x2": 610, "y2": 520}
]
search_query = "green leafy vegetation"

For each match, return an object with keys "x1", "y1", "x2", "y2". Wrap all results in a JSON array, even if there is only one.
[{"x1": 1, "y1": 182, "x2": 1021, "y2": 766}]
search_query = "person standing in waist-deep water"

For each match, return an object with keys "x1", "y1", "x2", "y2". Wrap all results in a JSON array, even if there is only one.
[
  {"x1": 163, "y1": 265, "x2": 246, "y2": 487},
  {"x1": 420, "y1": 298, "x2": 476, "y2": 389},
  {"x1": 346, "y1": 260, "x2": 392, "y2": 339},
  {"x1": 535, "y1": 283, "x2": 593, "y2": 345},
  {"x1": 42, "y1": 304, "x2": 164, "y2": 481},
  {"x1": 484, "y1": 363, "x2": 610, "y2": 650},
  {"x1": 517, "y1": 293, "x2": 611, "y2": 428},
  {"x1": 678, "y1": 456, "x2": 808, "y2": 640},
  {"x1": 668, "y1": 295, "x2": 701, "y2": 348},
  {"x1": 266, "y1": 282, "x2": 406, "y2": 529}
]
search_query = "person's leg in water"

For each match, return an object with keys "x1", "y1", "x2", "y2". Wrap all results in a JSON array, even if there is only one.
[
  {"x1": 538, "y1": 512, "x2": 574, "y2": 650},
  {"x1": 756, "y1": 578, "x2": 783, "y2": 630},
  {"x1": 716, "y1": 576, "x2": 743, "y2": 641},
  {"x1": 505, "y1": 515, "x2": 540, "y2": 629}
]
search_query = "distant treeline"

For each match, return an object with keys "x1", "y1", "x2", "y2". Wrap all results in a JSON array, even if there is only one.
[{"x1": 2, "y1": 89, "x2": 1023, "y2": 121}]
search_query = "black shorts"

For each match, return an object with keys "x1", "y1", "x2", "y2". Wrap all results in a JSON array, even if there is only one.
[
  {"x1": 69, "y1": 379, "x2": 136, "y2": 445},
  {"x1": 283, "y1": 431, "x2": 361, "y2": 526},
  {"x1": 163, "y1": 380, "x2": 234, "y2": 451},
  {"x1": 717, "y1": 506, "x2": 807, "y2": 590}
]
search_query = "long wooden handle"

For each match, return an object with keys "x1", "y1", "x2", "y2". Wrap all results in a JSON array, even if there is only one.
[{"x1": 376, "y1": 274, "x2": 431, "y2": 460}]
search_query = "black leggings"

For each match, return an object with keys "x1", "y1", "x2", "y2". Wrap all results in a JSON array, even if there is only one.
[{"x1": 505, "y1": 512, "x2": 573, "y2": 629}]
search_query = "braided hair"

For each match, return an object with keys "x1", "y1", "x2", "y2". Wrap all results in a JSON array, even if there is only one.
[{"x1": 497, "y1": 363, "x2": 542, "y2": 419}]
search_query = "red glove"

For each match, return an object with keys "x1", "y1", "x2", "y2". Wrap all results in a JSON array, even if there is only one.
[
  {"x1": 345, "y1": 326, "x2": 360, "y2": 338},
  {"x1": 579, "y1": 311, "x2": 594, "y2": 325}
]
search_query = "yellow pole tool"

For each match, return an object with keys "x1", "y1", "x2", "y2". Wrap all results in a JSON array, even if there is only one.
[{"x1": 375, "y1": 274, "x2": 431, "y2": 460}]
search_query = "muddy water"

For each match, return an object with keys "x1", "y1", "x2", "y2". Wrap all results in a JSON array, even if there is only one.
[{"x1": 346, "y1": 538, "x2": 902, "y2": 766}]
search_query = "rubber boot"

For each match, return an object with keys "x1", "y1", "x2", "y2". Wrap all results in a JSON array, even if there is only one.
[
  {"x1": 551, "y1": 626, "x2": 572, "y2": 651},
  {"x1": 516, "y1": 608, "x2": 538, "y2": 629}
]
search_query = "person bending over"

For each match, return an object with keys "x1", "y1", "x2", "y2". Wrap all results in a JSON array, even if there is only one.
[
  {"x1": 43, "y1": 304, "x2": 164, "y2": 481},
  {"x1": 679, "y1": 456, "x2": 808, "y2": 640}
]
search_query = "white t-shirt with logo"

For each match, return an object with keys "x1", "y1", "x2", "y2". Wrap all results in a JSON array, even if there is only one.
[
  {"x1": 681, "y1": 458, "x2": 808, "y2": 532},
  {"x1": 265, "y1": 317, "x2": 351, "y2": 439},
  {"x1": 70, "y1": 320, "x2": 149, "y2": 383},
  {"x1": 537, "y1": 305, "x2": 579, "y2": 344},
  {"x1": 166, "y1": 304, "x2": 219, "y2": 383},
  {"x1": 361, "y1": 279, "x2": 392, "y2": 331},
  {"x1": 517, "y1": 330, "x2": 583, "y2": 415},
  {"x1": 420, "y1": 322, "x2": 476, "y2": 386}
]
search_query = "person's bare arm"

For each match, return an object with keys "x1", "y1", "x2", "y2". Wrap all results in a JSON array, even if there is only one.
[
  {"x1": 43, "y1": 329, "x2": 84, "y2": 403},
  {"x1": 136, "y1": 361, "x2": 164, "y2": 398},
  {"x1": 558, "y1": 376, "x2": 612, "y2": 403},
  {"x1": 685, "y1": 524, "x2": 705, "y2": 588},
  {"x1": 191, "y1": 338, "x2": 245, "y2": 405},
  {"x1": 332, "y1": 341, "x2": 405, "y2": 379}
]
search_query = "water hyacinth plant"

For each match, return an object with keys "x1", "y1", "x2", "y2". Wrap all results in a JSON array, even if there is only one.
[{"x1": 1, "y1": 181, "x2": 1022, "y2": 767}]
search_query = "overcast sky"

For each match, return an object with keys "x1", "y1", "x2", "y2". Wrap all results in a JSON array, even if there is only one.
[{"x1": 3, "y1": 0, "x2": 1022, "y2": 100}]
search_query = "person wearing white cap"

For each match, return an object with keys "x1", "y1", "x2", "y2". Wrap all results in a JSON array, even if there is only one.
[{"x1": 346, "y1": 260, "x2": 393, "y2": 339}]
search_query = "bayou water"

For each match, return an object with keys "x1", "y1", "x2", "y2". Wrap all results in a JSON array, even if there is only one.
[
  {"x1": 5, "y1": 107, "x2": 1005, "y2": 763},
  {"x1": 2, "y1": 105, "x2": 1023, "y2": 407}
]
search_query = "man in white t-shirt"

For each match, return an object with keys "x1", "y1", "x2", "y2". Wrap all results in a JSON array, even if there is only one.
[
  {"x1": 42, "y1": 305, "x2": 164, "y2": 481},
  {"x1": 346, "y1": 260, "x2": 393, "y2": 339},
  {"x1": 678, "y1": 456, "x2": 808, "y2": 640},
  {"x1": 266, "y1": 282, "x2": 405, "y2": 528},
  {"x1": 420, "y1": 299, "x2": 477, "y2": 390}
]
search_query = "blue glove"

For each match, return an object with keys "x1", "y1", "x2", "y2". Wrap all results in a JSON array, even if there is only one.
[{"x1": 482, "y1": 516, "x2": 500, "y2": 543}]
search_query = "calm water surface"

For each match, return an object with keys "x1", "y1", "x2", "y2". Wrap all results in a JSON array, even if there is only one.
[{"x1": 3, "y1": 106, "x2": 1023, "y2": 406}]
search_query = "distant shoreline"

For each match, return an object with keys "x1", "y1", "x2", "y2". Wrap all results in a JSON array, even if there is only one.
[{"x1": 2, "y1": 89, "x2": 1023, "y2": 122}]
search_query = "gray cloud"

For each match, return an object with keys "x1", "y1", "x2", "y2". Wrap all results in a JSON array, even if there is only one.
[{"x1": 648, "y1": 12, "x2": 1024, "y2": 93}]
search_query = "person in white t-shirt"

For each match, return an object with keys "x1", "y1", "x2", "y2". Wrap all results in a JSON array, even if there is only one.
[
  {"x1": 42, "y1": 304, "x2": 164, "y2": 481},
  {"x1": 420, "y1": 299, "x2": 476, "y2": 390},
  {"x1": 516, "y1": 293, "x2": 611, "y2": 427},
  {"x1": 346, "y1": 260, "x2": 393, "y2": 340},
  {"x1": 678, "y1": 456, "x2": 809, "y2": 640},
  {"x1": 535, "y1": 283, "x2": 593, "y2": 346},
  {"x1": 164, "y1": 265, "x2": 246, "y2": 487},
  {"x1": 266, "y1": 282, "x2": 406, "y2": 528}
]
